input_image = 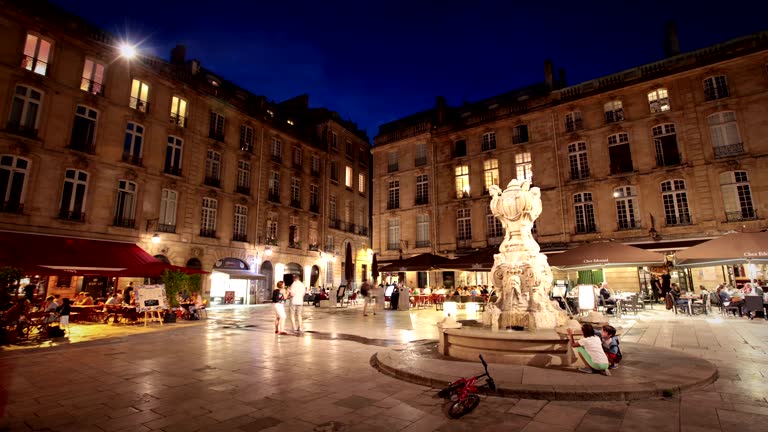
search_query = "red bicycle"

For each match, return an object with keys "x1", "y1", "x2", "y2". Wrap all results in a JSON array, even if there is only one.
[{"x1": 437, "y1": 355, "x2": 496, "y2": 419}]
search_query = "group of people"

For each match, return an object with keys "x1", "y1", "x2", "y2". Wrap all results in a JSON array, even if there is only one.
[
  {"x1": 271, "y1": 275, "x2": 306, "y2": 335},
  {"x1": 716, "y1": 281, "x2": 766, "y2": 316},
  {"x1": 567, "y1": 323, "x2": 622, "y2": 375}
]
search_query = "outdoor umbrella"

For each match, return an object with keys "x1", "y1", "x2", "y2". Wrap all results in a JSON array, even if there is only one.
[
  {"x1": 674, "y1": 231, "x2": 768, "y2": 267},
  {"x1": 443, "y1": 247, "x2": 498, "y2": 271},
  {"x1": 371, "y1": 253, "x2": 379, "y2": 282},
  {"x1": 547, "y1": 241, "x2": 666, "y2": 270},
  {"x1": 344, "y1": 242, "x2": 354, "y2": 284},
  {"x1": 378, "y1": 253, "x2": 451, "y2": 272}
]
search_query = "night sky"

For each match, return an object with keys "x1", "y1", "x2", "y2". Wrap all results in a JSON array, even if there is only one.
[{"x1": 51, "y1": 0, "x2": 768, "y2": 140}]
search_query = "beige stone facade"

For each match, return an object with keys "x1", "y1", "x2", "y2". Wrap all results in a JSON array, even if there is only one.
[
  {"x1": 0, "y1": 2, "x2": 372, "y2": 303},
  {"x1": 373, "y1": 32, "x2": 768, "y2": 292}
]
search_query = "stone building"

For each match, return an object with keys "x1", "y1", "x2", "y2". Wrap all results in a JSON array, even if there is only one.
[
  {"x1": 0, "y1": 1, "x2": 372, "y2": 303},
  {"x1": 372, "y1": 29, "x2": 768, "y2": 291}
]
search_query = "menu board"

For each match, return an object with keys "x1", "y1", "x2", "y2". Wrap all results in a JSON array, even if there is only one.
[{"x1": 135, "y1": 284, "x2": 168, "y2": 312}]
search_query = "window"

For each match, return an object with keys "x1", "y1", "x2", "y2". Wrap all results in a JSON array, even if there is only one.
[
  {"x1": 483, "y1": 159, "x2": 499, "y2": 193},
  {"x1": 22, "y1": 33, "x2": 51, "y2": 75},
  {"x1": 330, "y1": 132, "x2": 338, "y2": 149},
  {"x1": 661, "y1": 180, "x2": 691, "y2": 226},
  {"x1": 574, "y1": 192, "x2": 596, "y2": 233},
  {"x1": 81, "y1": 59, "x2": 104, "y2": 95},
  {"x1": 267, "y1": 219, "x2": 278, "y2": 243},
  {"x1": 240, "y1": 125, "x2": 253, "y2": 151},
  {"x1": 704, "y1": 75, "x2": 729, "y2": 101},
  {"x1": 453, "y1": 139, "x2": 467, "y2": 157},
  {"x1": 237, "y1": 160, "x2": 251, "y2": 193},
  {"x1": 648, "y1": 88, "x2": 670, "y2": 113},
  {"x1": 165, "y1": 136, "x2": 183, "y2": 176},
  {"x1": 200, "y1": 198, "x2": 217, "y2": 237},
  {"x1": 9, "y1": 85, "x2": 42, "y2": 134},
  {"x1": 568, "y1": 142, "x2": 590, "y2": 180},
  {"x1": 233, "y1": 205, "x2": 248, "y2": 241},
  {"x1": 129, "y1": 79, "x2": 150, "y2": 112},
  {"x1": 330, "y1": 161, "x2": 339, "y2": 182},
  {"x1": 291, "y1": 177, "x2": 301, "y2": 207},
  {"x1": 604, "y1": 101, "x2": 624, "y2": 123},
  {"x1": 345, "y1": 140, "x2": 353, "y2": 157},
  {"x1": 513, "y1": 125, "x2": 529, "y2": 144},
  {"x1": 482, "y1": 132, "x2": 496, "y2": 151},
  {"x1": 358, "y1": 173, "x2": 365, "y2": 194},
  {"x1": 455, "y1": 164, "x2": 470, "y2": 198},
  {"x1": 708, "y1": 111, "x2": 743, "y2": 157},
  {"x1": 293, "y1": 146, "x2": 302, "y2": 167},
  {"x1": 310, "y1": 184, "x2": 319, "y2": 212},
  {"x1": 515, "y1": 152, "x2": 533, "y2": 181},
  {"x1": 607, "y1": 133, "x2": 633, "y2": 174},
  {"x1": 345, "y1": 165, "x2": 353, "y2": 188},
  {"x1": 113, "y1": 180, "x2": 137, "y2": 228},
  {"x1": 0, "y1": 155, "x2": 29, "y2": 213},
  {"x1": 720, "y1": 171, "x2": 756, "y2": 221},
  {"x1": 614, "y1": 186, "x2": 639, "y2": 230},
  {"x1": 159, "y1": 189, "x2": 177, "y2": 232},
  {"x1": 487, "y1": 206, "x2": 503, "y2": 241},
  {"x1": 387, "y1": 219, "x2": 400, "y2": 250},
  {"x1": 268, "y1": 171, "x2": 280, "y2": 201},
  {"x1": 209, "y1": 112, "x2": 225, "y2": 141},
  {"x1": 271, "y1": 137, "x2": 282, "y2": 162},
  {"x1": 59, "y1": 169, "x2": 88, "y2": 220},
  {"x1": 457, "y1": 208, "x2": 472, "y2": 240},
  {"x1": 415, "y1": 143, "x2": 427, "y2": 166},
  {"x1": 326, "y1": 258, "x2": 334, "y2": 284},
  {"x1": 311, "y1": 155, "x2": 320, "y2": 175},
  {"x1": 565, "y1": 111, "x2": 582, "y2": 132},
  {"x1": 344, "y1": 200, "x2": 352, "y2": 224},
  {"x1": 170, "y1": 96, "x2": 187, "y2": 127},
  {"x1": 204, "y1": 150, "x2": 221, "y2": 187},
  {"x1": 652, "y1": 123, "x2": 681, "y2": 166},
  {"x1": 388, "y1": 180, "x2": 400, "y2": 210},
  {"x1": 289, "y1": 217, "x2": 300, "y2": 246},
  {"x1": 69, "y1": 105, "x2": 98, "y2": 152},
  {"x1": 416, "y1": 215, "x2": 430, "y2": 248},
  {"x1": 329, "y1": 195, "x2": 337, "y2": 220},
  {"x1": 122, "y1": 122, "x2": 144, "y2": 165},
  {"x1": 387, "y1": 151, "x2": 399, "y2": 172},
  {"x1": 414, "y1": 174, "x2": 429, "y2": 206}
]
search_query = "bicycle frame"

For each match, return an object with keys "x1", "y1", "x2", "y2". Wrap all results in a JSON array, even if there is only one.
[{"x1": 440, "y1": 355, "x2": 495, "y2": 401}]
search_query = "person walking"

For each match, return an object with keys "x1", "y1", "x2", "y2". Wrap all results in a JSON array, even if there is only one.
[
  {"x1": 272, "y1": 281, "x2": 288, "y2": 335},
  {"x1": 58, "y1": 298, "x2": 71, "y2": 335},
  {"x1": 288, "y1": 275, "x2": 306, "y2": 333},
  {"x1": 361, "y1": 278, "x2": 375, "y2": 316}
]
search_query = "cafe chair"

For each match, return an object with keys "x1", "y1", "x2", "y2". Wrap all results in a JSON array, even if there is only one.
[
  {"x1": 622, "y1": 295, "x2": 640, "y2": 315},
  {"x1": 744, "y1": 296, "x2": 766, "y2": 320}
]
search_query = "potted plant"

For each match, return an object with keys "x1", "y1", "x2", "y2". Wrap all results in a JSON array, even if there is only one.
[{"x1": 160, "y1": 269, "x2": 188, "y2": 323}]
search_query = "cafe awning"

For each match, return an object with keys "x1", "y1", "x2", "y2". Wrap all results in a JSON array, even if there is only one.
[
  {"x1": 0, "y1": 230, "x2": 158, "y2": 275},
  {"x1": 443, "y1": 247, "x2": 498, "y2": 271},
  {"x1": 378, "y1": 253, "x2": 452, "y2": 272},
  {"x1": 119, "y1": 262, "x2": 209, "y2": 278},
  {"x1": 212, "y1": 269, "x2": 266, "y2": 280},
  {"x1": 547, "y1": 241, "x2": 666, "y2": 270},
  {"x1": 674, "y1": 231, "x2": 768, "y2": 267}
]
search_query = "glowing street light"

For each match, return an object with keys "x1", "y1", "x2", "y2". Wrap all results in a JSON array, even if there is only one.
[
  {"x1": 151, "y1": 233, "x2": 161, "y2": 244},
  {"x1": 119, "y1": 43, "x2": 137, "y2": 59}
]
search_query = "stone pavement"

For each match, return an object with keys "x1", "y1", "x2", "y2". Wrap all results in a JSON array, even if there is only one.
[{"x1": 1, "y1": 303, "x2": 767, "y2": 431}]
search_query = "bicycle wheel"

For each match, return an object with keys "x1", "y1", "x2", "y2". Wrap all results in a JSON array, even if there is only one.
[{"x1": 444, "y1": 394, "x2": 480, "y2": 419}]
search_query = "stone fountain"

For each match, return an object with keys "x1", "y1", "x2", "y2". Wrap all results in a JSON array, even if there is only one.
[{"x1": 437, "y1": 178, "x2": 571, "y2": 366}]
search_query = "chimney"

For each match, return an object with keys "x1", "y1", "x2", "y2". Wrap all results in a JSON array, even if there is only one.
[
  {"x1": 557, "y1": 68, "x2": 567, "y2": 89},
  {"x1": 435, "y1": 96, "x2": 446, "y2": 125},
  {"x1": 664, "y1": 21, "x2": 680, "y2": 57},
  {"x1": 170, "y1": 44, "x2": 186, "y2": 65},
  {"x1": 544, "y1": 60, "x2": 554, "y2": 90}
]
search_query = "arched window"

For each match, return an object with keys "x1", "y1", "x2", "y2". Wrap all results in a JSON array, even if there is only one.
[
  {"x1": 0, "y1": 155, "x2": 30, "y2": 213},
  {"x1": 719, "y1": 171, "x2": 755, "y2": 222},
  {"x1": 574, "y1": 192, "x2": 596, "y2": 233},
  {"x1": 614, "y1": 186, "x2": 639, "y2": 230},
  {"x1": 186, "y1": 258, "x2": 202, "y2": 270},
  {"x1": 661, "y1": 180, "x2": 691, "y2": 226}
]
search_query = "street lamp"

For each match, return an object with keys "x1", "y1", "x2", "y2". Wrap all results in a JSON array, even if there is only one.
[
  {"x1": 151, "y1": 233, "x2": 161, "y2": 244},
  {"x1": 119, "y1": 43, "x2": 137, "y2": 59},
  {"x1": 264, "y1": 247, "x2": 273, "y2": 257}
]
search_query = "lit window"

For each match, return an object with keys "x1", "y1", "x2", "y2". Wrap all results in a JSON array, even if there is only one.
[
  {"x1": 358, "y1": 173, "x2": 365, "y2": 194},
  {"x1": 455, "y1": 164, "x2": 470, "y2": 199},
  {"x1": 129, "y1": 79, "x2": 150, "y2": 112},
  {"x1": 345, "y1": 165, "x2": 353, "y2": 188},
  {"x1": 704, "y1": 76, "x2": 729, "y2": 101},
  {"x1": 604, "y1": 100, "x2": 624, "y2": 123},
  {"x1": 170, "y1": 96, "x2": 187, "y2": 127},
  {"x1": 647, "y1": 88, "x2": 670, "y2": 113},
  {"x1": 515, "y1": 152, "x2": 532, "y2": 181},
  {"x1": 80, "y1": 59, "x2": 104, "y2": 95},
  {"x1": 22, "y1": 33, "x2": 52, "y2": 75},
  {"x1": 483, "y1": 159, "x2": 499, "y2": 193}
]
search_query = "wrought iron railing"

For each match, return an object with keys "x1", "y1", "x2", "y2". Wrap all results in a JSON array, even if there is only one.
[
  {"x1": 113, "y1": 217, "x2": 136, "y2": 229},
  {"x1": 200, "y1": 229, "x2": 217, "y2": 238},
  {"x1": 713, "y1": 143, "x2": 744, "y2": 158}
]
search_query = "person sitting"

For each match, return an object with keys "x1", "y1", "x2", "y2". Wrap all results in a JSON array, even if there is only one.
[
  {"x1": 598, "y1": 325, "x2": 621, "y2": 369},
  {"x1": 5, "y1": 298, "x2": 30, "y2": 337},
  {"x1": 480, "y1": 285, "x2": 489, "y2": 296},
  {"x1": 188, "y1": 293, "x2": 203, "y2": 319},
  {"x1": 598, "y1": 283, "x2": 616, "y2": 314},
  {"x1": 422, "y1": 286, "x2": 431, "y2": 296},
  {"x1": 717, "y1": 284, "x2": 744, "y2": 315},
  {"x1": 80, "y1": 293, "x2": 94, "y2": 306},
  {"x1": 43, "y1": 295, "x2": 60, "y2": 323},
  {"x1": 567, "y1": 323, "x2": 610, "y2": 375},
  {"x1": 105, "y1": 293, "x2": 119, "y2": 306}
]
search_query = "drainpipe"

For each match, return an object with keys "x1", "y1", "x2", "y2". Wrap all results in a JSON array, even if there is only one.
[{"x1": 551, "y1": 112, "x2": 567, "y2": 243}]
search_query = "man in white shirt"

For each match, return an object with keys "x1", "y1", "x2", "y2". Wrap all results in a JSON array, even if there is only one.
[{"x1": 289, "y1": 275, "x2": 306, "y2": 332}]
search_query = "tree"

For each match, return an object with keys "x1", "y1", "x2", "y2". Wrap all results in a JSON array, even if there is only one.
[
  {"x1": 0, "y1": 266, "x2": 24, "y2": 303},
  {"x1": 187, "y1": 274, "x2": 202, "y2": 294},
  {"x1": 160, "y1": 269, "x2": 188, "y2": 308}
]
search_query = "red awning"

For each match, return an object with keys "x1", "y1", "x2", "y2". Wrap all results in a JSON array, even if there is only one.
[
  {"x1": 119, "y1": 262, "x2": 209, "y2": 278},
  {"x1": 0, "y1": 231, "x2": 159, "y2": 275}
]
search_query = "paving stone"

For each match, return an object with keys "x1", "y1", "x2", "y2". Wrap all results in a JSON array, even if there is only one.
[{"x1": 333, "y1": 395, "x2": 377, "y2": 410}]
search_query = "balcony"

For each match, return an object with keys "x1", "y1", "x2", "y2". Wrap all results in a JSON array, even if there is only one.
[
  {"x1": 113, "y1": 217, "x2": 136, "y2": 229},
  {"x1": 21, "y1": 55, "x2": 49, "y2": 75},
  {"x1": 271, "y1": 154, "x2": 282, "y2": 164},
  {"x1": 158, "y1": 224, "x2": 176, "y2": 233},
  {"x1": 266, "y1": 237, "x2": 278, "y2": 246},
  {"x1": 565, "y1": 119, "x2": 583, "y2": 133},
  {"x1": 204, "y1": 176, "x2": 221, "y2": 188},
  {"x1": 164, "y1": 166, "x2": 182, "y2": 177},
  {"x1": 575, "y1": 223, "x2": 597, "y2": 234},
  {"x1": 199, "y1": 228, "x2": 217, "y2": 238},
  {"x1": 570, "y1": 170, "x2": 590, "y2": 181},
  {"x1": 414, "y1": 156, "x2": 427, "y2": 167},
  {"x1": 457, "y1": 238, "x2": 472, "y2": 249},
  {"x1": 387, "y1": 163, "x2": 399, "y2": 173},
  {"x1": 414, "y1": 196, "x2": 429, "y2": 206},
  {"x1": 726, "y1": 209, "x2": 757, "y2": 222},
  {"x1": 5, "y1": 121, "x2": 38, "y2": 139},
  {"x1": 309, "y1": 203, "x2": 319, "y2": 213},
  {"x1": 80, "y1": 78, "x2": 104, "y2": 96},
  {"x1": 121, "y1": 152, "x2": 142, "y2": 167},
  {"x1": 416, "y1": 240, "x2": 430, "y2": 248},
  {"x1": 240, "y1": 143, "x2": 253, "y2": 153},
  {"x1": 345, "y1": 223, "x2": 357, "y2": 234},
  {"x1": 170, "y1": 113, "x2": 187, "y2": 128},
  {"x1": 129, "y1": 97, "x2": 150, "y2": 113},
  {"x1": 714, "y1": 143, "x2": 744, "y2": 158},
  {"x1": 236, "y1": 186, "x2": 251, "y2": 195},
  {"x1": 457, "y1": 191, "x2": 470, "y2": 200},
  {"x1": 268, "y1": 192, "x2": 280, "y2": 203},
  {"x1": 358, "y1": 226, "x2": 369, "y2": 236},
  {"x1": 329, "y1": 219, "x2": 341, "y2": 230},
  {"x1": 387, "y1": 201, "x2": 399, "y2": 210},
  {"x1": 308, "y1": 243, "x2": 319, "y2": 251},
  {"x1": 68, "y1": 140, "x2": 93, "y2": 154},
  {"x1": 387, "y1": 242, "x2": 400, "y2": 250},
  {"x1": 290, "y1": 199, "x2": 302, "y2": 209},
  {"x1": 208, "y1": 130, "x2": 225, "y2": 142},
  {"x1": 0, "y1": 201, "x2": 23, "y2": 214},
  {"x1": 324, "y1": 244, "x2": 334, "y2": 252},
  {"x1": 665, "y1": 215, "x2": 692, "y2": 227},
  {"x1": 232, "y1": 233, "x2": 248, "y2": 242},
  {"x1": 58, "y1": 210, "x2": 85, "y2": 222},
  {"x1": 288, "y1": 242, "x2": 302, "y2": 249}
]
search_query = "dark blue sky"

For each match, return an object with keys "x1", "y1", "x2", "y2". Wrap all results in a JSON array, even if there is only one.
[{"x1": 53, "y1": 0, "x2": 768, "y2": 140}]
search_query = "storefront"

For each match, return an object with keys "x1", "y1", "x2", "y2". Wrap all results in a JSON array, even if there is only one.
[{"x1": 209, "y1": 257, "x2": 265, "y2": 305}]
